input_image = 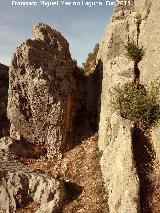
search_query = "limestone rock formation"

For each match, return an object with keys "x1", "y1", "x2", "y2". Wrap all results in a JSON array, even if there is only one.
[
  {"x1": 2, "y1": 2, "x2": 160, "y2": 211},
  {"x1": 0, "y1": 63, "x2": 9, "y2": 138},
  {"x1": 98, "y1": 0, "x2": 160, "y2": 212},
  {"x1": 0, "y1": 137, "x2": 65, "y2": 213},
  {"x1": 7, "y1": 23, "x2": 76, "y2": 158},
  {"x1": 137, "y1": 0, "x2": 160, "y2": 163}
]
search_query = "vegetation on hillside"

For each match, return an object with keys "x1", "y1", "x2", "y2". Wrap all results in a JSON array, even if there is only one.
[{"x1": 82, "y1": 43, "x2": 99, "y2": 76}]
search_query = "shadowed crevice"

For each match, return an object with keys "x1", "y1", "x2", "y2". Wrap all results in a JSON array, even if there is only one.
[{"x1": 132, "y1": 126, "x2": 156, "y2": 213}]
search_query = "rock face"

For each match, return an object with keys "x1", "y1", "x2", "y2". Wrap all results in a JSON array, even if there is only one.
[
  {"x1": 7, "y1": 23, "x2": 76, "y2": 158},
  {"x1": 0, "y1": 63, "x2": 9, "y2": 138},
  {"x1": 98, "y1": 0, "x2": 160, "y2": 212},
  {"x1": 136, "y1": 0, "x2": 160, "y2": 164},
  {"x1": 0, "y1": 137, "x2": 65, "y2": 213}
]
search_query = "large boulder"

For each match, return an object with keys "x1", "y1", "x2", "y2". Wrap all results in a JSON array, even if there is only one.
[
  {"x1": 0, "y1": 137, "x2": 65, "y2": 213},
  {"x1": 7, "y1": 23, "x2": 76, "y2": 158}
]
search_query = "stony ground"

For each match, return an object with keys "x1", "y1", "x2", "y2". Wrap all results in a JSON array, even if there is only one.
[
  {"x1": 4, "y1": 113, "x2": 108, "y2": 213},
  {"x1": 17, "y1": 132, "x2": 108, "y2": 213},
  {"x1": 62, "y1": 133, "x2": 108, "y2": 213}
]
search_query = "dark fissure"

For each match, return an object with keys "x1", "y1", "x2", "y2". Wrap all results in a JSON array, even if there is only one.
[
  {"x1": 69, "y1": 60, "x2": 103, "y2": 151},
  {"x1": 134, "y1": 62, "x2": 140, "y2": 86},
  {"x1": 132, "y1": 125, "x2": 156, "y2": 213}
]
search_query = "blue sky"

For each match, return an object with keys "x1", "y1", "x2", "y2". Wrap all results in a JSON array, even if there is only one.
[{"x1": 0, "y1": 0, "x2": 114, "y2": 66}]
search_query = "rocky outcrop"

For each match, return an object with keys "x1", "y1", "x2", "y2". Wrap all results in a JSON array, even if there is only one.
[
  {"x1": 2, "y1": 2, "x2": 160, "y2": 211},
  {"x1": 7, "y1": 23, "x2": 76, "y2": 159},
  {"x1": 0, "y1": 137, "x2": 65, "y2": 213},
  {"x1": 98, "y1": 0, "x2": 160, "y2": 212},
  {"x1": 137, "y1": 0, "x2": 160, "y2": 164},
  {"x1": 0, "y1": 63, "x2": 10, "y2": 138}
]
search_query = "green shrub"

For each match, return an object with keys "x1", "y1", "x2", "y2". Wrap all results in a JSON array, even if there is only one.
[
  {"x1": 112, "y1": 82, "x2": 160, "y2": 129},
  {"x1": 125, "y1": 41, "x2": 144, "y2": 63},
  {"x1": 82, "y1": 43, "x2": 99, "y2": 75}
]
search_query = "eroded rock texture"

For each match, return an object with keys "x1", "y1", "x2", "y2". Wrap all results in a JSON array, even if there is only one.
[
  {"x1": 7, "y1": 23, "x2": 76, "y2": 158},
  {"x1": 98, "y1": 0, "x2": 160, "y2": 212}
]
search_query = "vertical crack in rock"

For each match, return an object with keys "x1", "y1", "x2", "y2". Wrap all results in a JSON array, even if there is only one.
[
  {"x1": 68, "y1": 59, "x2": 103, "y2": 150},
  {"x1": 84, "y1": 59, "x2": 103, "y2": 132},
  {"x1": 60, "y1": 57, "x2": 108, "y2": 212},
  {"x1": 132, "y1": 126, "x2": 156, "y2": 213},
  {"x1": 136, "y1": 15, "x2": 141, "y2": 45},
  {"x1": 132, "y1": 11, "x2": 142, "y2": 86}
]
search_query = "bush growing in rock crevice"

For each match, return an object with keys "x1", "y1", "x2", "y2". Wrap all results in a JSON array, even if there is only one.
[
  {"x1": 112, "y1": 82, "x2": 160, "y2": 130},
  {"x1": 125, "y1": 40, "x2": 144, "y2": 63},
  {"x1": 125, "y1": 40, "x2": 145, "y2": 85}
]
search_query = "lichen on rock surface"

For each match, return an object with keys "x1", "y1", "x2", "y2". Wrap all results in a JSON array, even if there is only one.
[{"x1": 7, "y1": 23, "x2": 76, "y2": 159}]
